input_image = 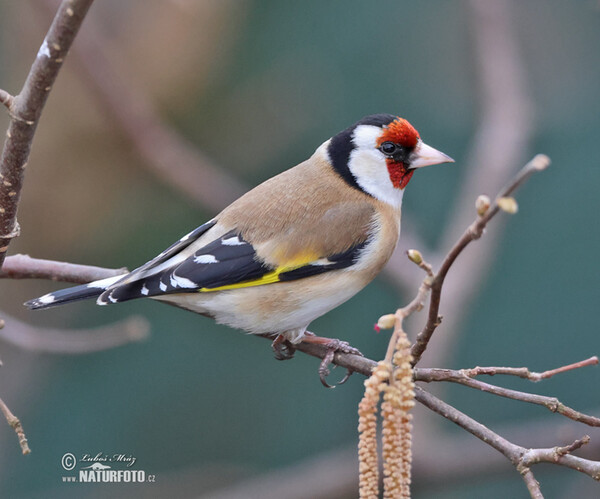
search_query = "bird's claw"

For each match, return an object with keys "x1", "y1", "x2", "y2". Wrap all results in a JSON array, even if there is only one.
[
  {"x1": 316, "y1": 339, "x2": 363, "y2": 388},
  {"x1": 271, "y1": 335, "x2": 296, "y2": 360}
]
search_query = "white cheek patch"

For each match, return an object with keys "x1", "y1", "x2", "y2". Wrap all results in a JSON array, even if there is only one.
[
  {"x1": 349, "y1": 125, "x2": 405, "y2": 208},
  {"x1": 352, "y1": 124, "x2": 381, "y2": 150}
]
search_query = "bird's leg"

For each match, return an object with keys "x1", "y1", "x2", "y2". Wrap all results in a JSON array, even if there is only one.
[
  {"x1": 270, "y1": 333, "x2": 296, "y2": 361},
  {"x1": 301, "y1": 332, "x2": 363, "y2": 388}
]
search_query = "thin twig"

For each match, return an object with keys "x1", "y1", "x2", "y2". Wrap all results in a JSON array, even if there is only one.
[
  {"x1": 414, "y1": 368, "x2": 600, "y2": 427},
  {"x1": 463, "y1": 356, "x2": 600, "y2": 381},
  {"x1": 0, "y1": 0, "x2": 95, "y2": 267},
  {"x1": 555, "y1": 435, "x2": 591, "y2": 457},
  {"x1": 0, "y1": 397, "x2": 30, "y2": 454},
  {"x1": 410, "y1": 154, "x2": 550, "y2": 366},
  {"x1": 382, "y1": 251, "x2": 434, "y2": 366},
  {"x1": 520, "y1": 468, "x2": 543, "y2": 499},
  {"x1": 520, "y1": 438, "x2": 600, "y2": 480},
  {"x1": 0, "y1": 254, "x2": 127, "y2": 283},
  {"x1": 0, "y1": 313, "x2": 149, "y2": 354}
]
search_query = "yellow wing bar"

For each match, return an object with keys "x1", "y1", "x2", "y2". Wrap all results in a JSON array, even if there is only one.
[{"x1": 198, "y1": 264, "x2": 302, "y2": 292}]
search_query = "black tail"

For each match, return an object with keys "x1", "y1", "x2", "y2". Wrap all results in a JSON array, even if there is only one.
[{"x1": 24, "y1": 275, "x2": 125, "y2": 310}]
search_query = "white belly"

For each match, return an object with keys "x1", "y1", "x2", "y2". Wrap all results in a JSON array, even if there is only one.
[{"x1": 154, "y1": 271, "x2": 368, "y2": 342}]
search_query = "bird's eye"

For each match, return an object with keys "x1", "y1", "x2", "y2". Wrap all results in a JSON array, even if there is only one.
[{"x1": 380, "y1": 142, "x2": 397, "y2": 155}]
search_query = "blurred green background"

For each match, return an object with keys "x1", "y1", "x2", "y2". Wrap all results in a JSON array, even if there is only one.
[{"x1": 0, "y1": 0, "x2": 599, "y2": 498}]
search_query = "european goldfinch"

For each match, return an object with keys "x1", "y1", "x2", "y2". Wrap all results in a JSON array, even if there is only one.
[{"x1": 26, "y1": 114, "x2": 452, "y2": 383}]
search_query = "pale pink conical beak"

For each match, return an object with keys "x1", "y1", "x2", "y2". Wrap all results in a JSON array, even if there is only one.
[{"x1": 408, "y1": 140, "x2": 454, "y2": 169}]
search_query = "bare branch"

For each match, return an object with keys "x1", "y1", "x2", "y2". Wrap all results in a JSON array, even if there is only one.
[
  {"x1": 520, "y1": 468, "x2": 543, "y2": 499},
  {"x1": 463, "y1": 356, "x2": 600, "y2": 381},
  {"x1": 381, "y1": 250, "x2": 434, "y2": 365},
  {"x1": 292, "y1": 341, "x2": 600, "y2": 429},
  {"x1": 410, "y1": 154, "x2": 550, "y2": 366},
  {"x1": 414, "y1": 386, "x2": 600, "y2": 493},
  {"x1": 0, "y1": 313, "x2": 149, "y2": 354},
  {"x1": 414, "y1": 368, "x2": 600, "y2": 427},
  {"x1": 0, "y1": 0, "x2": 95, "y2": 267},
  {"x1": 555, "y1": 435, "x2": 591, "y2": 457},
  {"x1": 0, "y1": 254, "x2": 127, "y2": 283},
  {"x1": 520, "y1": 439, "x2": 600, "y2": 481},
  {"x1": 0, "y1": 397, "x2": 30, "y2": 454}
]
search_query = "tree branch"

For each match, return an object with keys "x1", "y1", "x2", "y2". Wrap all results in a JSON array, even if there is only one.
[
  {"x1": 410, "y1": 154, "x2": 550, "y2": 365},
  {"x1": 0, "y1": 0, "x2": 95, "y2": 267},
  {"x1": 414, "y1": 367, "x2": 600, "y2": 427},
  {"x1": 414, "y1": 386, "x2": 600, "y2": 489},
  {"x1": 462, "y1": 356, "x2": 600, "y2": 381},
  {"x1": 0, "y1": 254, "x2": 127, "y2": 283},
  {"x1": 0, "y1": 396, "x2": 30, "y2": 455}
]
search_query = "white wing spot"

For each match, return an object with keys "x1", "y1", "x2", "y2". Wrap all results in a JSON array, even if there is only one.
[
  {"x1": 170, "y1": 274, "x2": 197, "y2": 289},
  {"x1": 39, "y1": 293, "x2": 56, "y2": 304},
  {"x1": 107, "y1": 293, "x2": 118, "y2": 304},
  {"x1": 159, "y1": 282, "x2": 167, "y2": 292},
  {"x1": 312, "y1": 258, "x2": 333, "y2": 266},
  {"x1": 194, "y1": 254, "x2": 218, "y2": 264},
  {"x1": 86, "y1": 274, "x2": 125, "y2": 289},
  {"x1": 37, "y1": 39, "x2": 51, "y2": 59},
  {"x1": 221, "y1": 236, "x2": 245, "y2": 246},
  {"x1": 141, "y1": 285, "x2": 149, "y2": 296}
]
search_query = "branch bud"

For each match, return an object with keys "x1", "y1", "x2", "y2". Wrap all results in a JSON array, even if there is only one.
[
  {"x1": 376, "y1": 314, "x2": 396, "y2": 331},
  {"x1": 406, "y1": 249, "x2": 423, "y2": 265},
  {"x1": 475, "y1": 195, "x2": 491, "y2": 216},
  {"x1": 529, "y1": 154, "x2": 551, "y2": 171},
  {"x1": 497, "y1": 197, "x2": 518, "y2": 214}
]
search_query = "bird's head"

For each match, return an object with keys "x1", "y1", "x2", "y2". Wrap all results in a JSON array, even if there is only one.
[{"x1": 326, "y1": 114, "x2": 453, "y2": 207}]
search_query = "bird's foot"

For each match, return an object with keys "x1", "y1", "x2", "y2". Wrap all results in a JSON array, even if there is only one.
[
  {"x1": 301, "y1": 333, "x2": 363, "y2": 388},
  {"x1": 271, "y1": 333, "x2": 296, "y2": 361}
]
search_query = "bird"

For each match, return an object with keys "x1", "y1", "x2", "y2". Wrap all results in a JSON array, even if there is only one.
[{"x1": 25, "y1": 114, "x2": 453, "y2": 386}]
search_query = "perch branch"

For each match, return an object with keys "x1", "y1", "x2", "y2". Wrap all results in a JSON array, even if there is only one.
[
  {"x1": 18, "y1": 252, "x2": 599, "y2": 492},
  {"x1": 410, "y1": 154, "x2": 550, "y2": 365},
  {"x1": 0, "y1": 254, "x2": 127, "y2": 283},
  {"x1": 0, "y1": 396, "x2": 30, "y2": 454},
  {"x1": 293, "y1": 342, "x2": 600, "y2": 430}
]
